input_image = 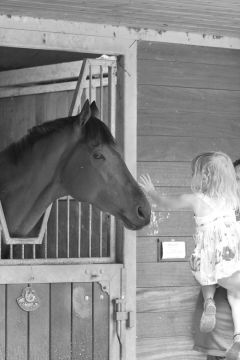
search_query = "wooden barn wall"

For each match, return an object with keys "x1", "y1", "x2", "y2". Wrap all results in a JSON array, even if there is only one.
[
  {"x1": 0, "y1": 91, "x2": 73, "y2": 151},
  {"x1": 136, "y1": 41, "x2": 240, "y2": 360},
  {"x1": 0, "y1": 88, "x2": 109, "y2": 151},
  {"x1": 0, "y1": 1, "x2": 240, "y2": 38}
]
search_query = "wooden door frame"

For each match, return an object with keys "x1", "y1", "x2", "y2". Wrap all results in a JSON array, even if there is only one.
[{"x1": 0, "y1": 15, "x2": 137, "y2": 360}]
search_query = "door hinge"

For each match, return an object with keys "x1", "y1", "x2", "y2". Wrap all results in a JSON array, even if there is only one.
[
  {"x1": 114, "y1": 298, "x2": 135, "y2": 328},
  {"x1": 114, "y1": 298, "x2": 134, "y2": 360}
]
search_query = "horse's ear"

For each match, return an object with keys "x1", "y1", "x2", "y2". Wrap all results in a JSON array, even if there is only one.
[
  {"x1": 76, "y1": 99, "x2": 91, "y2": 127},
  {"x1": 90, "y1": 101, "x2": 100, "y2": 118}
]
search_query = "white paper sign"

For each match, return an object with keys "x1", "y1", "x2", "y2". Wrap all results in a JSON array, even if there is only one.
[{"x1": 162, "y1": 241, "x2": 186, "y2": 259}]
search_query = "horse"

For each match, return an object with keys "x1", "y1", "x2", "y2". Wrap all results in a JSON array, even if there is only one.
[{"x1": 0, "y1": 100, "x2": 151, "y2": 245}]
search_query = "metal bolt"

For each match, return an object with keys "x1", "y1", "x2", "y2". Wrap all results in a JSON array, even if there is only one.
[
  {"x1": 100, "y1": 294, "x2": 104, "y2": 300},
  {"x1": 85, "y1": 295, "x2": 89, "y2": 301}
]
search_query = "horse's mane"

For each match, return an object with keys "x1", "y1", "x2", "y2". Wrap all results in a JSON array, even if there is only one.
[{"x1": 3, "y1": 115, "x2": 116, "y2": 164}]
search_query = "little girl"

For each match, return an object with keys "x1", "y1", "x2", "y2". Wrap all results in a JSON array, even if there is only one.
[{"x1": 139, "y1": 151, "x2": 240, "y2": 360}]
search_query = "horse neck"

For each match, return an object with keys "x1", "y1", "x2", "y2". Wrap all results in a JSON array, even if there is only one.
[{"x1": 0, "y1": 131, "x2": 72, "y2": 236}]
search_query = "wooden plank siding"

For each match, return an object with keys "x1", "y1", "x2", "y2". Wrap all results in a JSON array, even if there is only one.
[
  {"x1": 0, "y1": 1, "x2": 240, "y2": 38},
  {"x1": 29, "y1": 284, "x2": 50, "y2": 360},
  {"x1": 136, "y1": 41, "x2": 240, "y2": 360},
  {"x1": 0, "y1": 282, "x2": 109, "y2": 359},
  {"x1": 0, "y1": 91, "x2": 73, "y2": 152}
]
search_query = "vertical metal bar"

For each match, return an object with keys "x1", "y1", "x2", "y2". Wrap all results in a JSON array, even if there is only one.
[
  {"x1": 108, "y1": 64, "x2": 117, "y2": 260},
  {"x1": 99, "y1": 64, "x2": 103, "y2": 257},
  {"x1": 67, "y1": 196, "x2": 70, "y2": 258},
  {"x1": 68, "y1": 59, "x2": 88, "y2": 116},
  {"x1": 89, "y1": 206, "x2": 92, "y2": 258},
  {"x1": 0, "y1": 228, "x2": 2, "y2": 259},
  {"x1": 56, "y1": 199, "x2": 59, "y2": 259},
  {"x1": 44, "y1": 229, "x2": 48, "y2": 259},
  {"x1": 78, "y1": 202, "x2": 81, "y2": 258},
  {"x1": 33, "y1": 244, "x2": 36, "y2": 260},
  {"x1": 10, "y1": 245, "x2": 13, "y2": 259},
  {"x1": 89, "y1": 64, "x2": 92, "y2": 103},
  {"x1": 108, "y1": 65, "x2": 116, "y2": 132},
  {"x1": 100, "y1": 65, "x2": 103, "y2": 119},
  {"x1": 99, "y1": 212, "x2": 103, "y2": 258},
  {"x1": 88, "y1": 64, "x2": 92, "y2": 258},
  {"x1": 21, "y1": 245, "x2": 24, "y2": 260},
  {"x1": 0, "y1": 228, "x2": 2, "y2": 260}
]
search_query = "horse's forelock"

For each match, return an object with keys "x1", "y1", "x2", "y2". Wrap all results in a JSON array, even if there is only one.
[{"x1": 81, "y1": 117, "x2": 116, "y2": 146}]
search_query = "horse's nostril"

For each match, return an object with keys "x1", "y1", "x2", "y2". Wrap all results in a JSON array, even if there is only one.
[{"x1": 137, "y1": 206, "x2": 145, "y2": 219}]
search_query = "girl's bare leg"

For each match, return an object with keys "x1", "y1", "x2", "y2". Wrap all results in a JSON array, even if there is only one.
[
  {"x1": 218, "y1": 271, "x2": 240, "y2": 293},
  {"x1": 200, "y1": 285, "x2": 217, "y2": 333},
  {"x1": 218, "y1": 274, "x2": 240, "y2": 360},
  {"x1": 202, "y1": 284, "x2": 217, "y2": 302},
  {"x1": 227, "y1": 291, "x2": 240, "y2": 335}
]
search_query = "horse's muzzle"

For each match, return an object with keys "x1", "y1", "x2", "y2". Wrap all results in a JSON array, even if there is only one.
[
  {"x1": 137, "y1": 205, "x2": 151, "y2": 224},
  {"x1": 120, "y1": 201, "x2": 151, "y2": 230}
]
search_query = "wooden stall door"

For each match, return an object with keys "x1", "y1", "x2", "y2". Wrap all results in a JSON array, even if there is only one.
[{"x1": 0, "y1": 263, "x2": 122, "y2": 360}]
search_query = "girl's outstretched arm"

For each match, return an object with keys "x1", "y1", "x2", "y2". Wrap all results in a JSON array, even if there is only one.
[{"x1": 139, "y1": 174, "x2": 195, "y2": 211}]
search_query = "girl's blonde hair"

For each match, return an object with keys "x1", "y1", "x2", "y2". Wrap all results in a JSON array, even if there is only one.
[{"x1": 191, "y1": 151, "x2": 240, "y2": 210}]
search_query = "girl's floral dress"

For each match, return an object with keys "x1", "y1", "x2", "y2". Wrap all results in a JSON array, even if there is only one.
[{"x1": 190, "y1": 194, "x2": 240, "y2": 285}]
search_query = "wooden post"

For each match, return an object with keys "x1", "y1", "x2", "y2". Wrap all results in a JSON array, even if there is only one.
[{"x1": 117, "y1": 41, "x2": 137, "y2": 360}]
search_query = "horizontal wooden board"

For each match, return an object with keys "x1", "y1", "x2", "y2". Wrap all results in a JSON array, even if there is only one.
[
  {"x1": 137, "y1": 337, "x2": 205, "y2": 360},
  {"x1": 136, "y1": 236, "x2": 194, "y2": 263},
  {"x1": 137, "y1": 211, "x2": 194, "y2": 237},
  {"x1": 137, "y1": 286, "x2": 201, "y2": 312},
  {"x1": 138, "y1": 136, "x2": 240, "y2": 161},
  {"x1": 138, "y1": 59, "x2": 240, "y2": 90},
  {"x1": 137, "y1": 262, "x2": 198, "y2": 287},
  {"x1": 1, "y1": 1, "x2": 240, "y2": 37},
  {"x1": 137, "y1": 311, "x2": 195, "y2": 337},
  {"x1": 138, "y1": 86, "x2": 240, "y2": 115},
  {"x1": 0, "y1": 60, "x2": 112, "y2": 87},
  {"x1": 137, "y1": 109, "x2": 240, "y2": 138},
  {"x1": 137, "y1": 162, "x2": 191, "y2": 187},
  {"x1": 138, "y1": 42, "x2": 240, "y2": 66}
]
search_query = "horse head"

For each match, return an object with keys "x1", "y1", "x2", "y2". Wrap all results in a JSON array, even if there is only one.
[{"x1": 61, "y1": 100, "x2": 151, "y2": 230}]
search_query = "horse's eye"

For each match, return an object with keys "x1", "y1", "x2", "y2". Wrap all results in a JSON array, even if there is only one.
[{"x1": 93, "y1": 152, "x2": 105, "y2": 160}]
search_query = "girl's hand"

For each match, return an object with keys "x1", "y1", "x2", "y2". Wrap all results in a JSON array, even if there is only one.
[{"x1": 139, "y1": 174, "x2": 155, "y2": 194}]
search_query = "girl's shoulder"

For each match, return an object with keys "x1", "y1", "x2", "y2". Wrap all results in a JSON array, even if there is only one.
[
  {"x1": 195, "y1": 193, "x2": 215, "y2": 207},
  {"x1": 192, "y1": 193, "x2": 218, "y2": 216},
  {"x1": 178, "y1": 193, "x2": 205, "y2": 212}
]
